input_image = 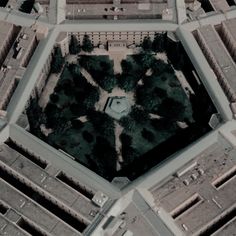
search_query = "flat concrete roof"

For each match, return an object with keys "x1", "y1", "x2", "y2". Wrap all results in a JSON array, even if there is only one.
[
  {"x1": 222, "y1": 18, "x2": 236, "y2": 43},
  {"x1": 66, "y1": 3, "x2": 167, "y2": 19},
  {"x1": 0, "y1": 179, "x2": 80, "y2": 236},
  {"x1": 0, "y1": 143, "x2": 100, "y2": 223},
  {"x1": 209, "y1": 0, "x2": 230, "y2": 12},
  {"x1": 0, "y1": 21, "x2": 14, "y2": 51},
  {"x1": 0, "y1": 215, "x2": 28, "y2": 236},
  {"x1": 150, "y1": 135, "x2": 236, "y2": 235},
  {"x1": 196, "y1": 24, "x2": 236, "y2": 98}
]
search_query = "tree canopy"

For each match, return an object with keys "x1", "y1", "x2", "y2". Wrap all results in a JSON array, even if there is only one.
[
  {"x1": 51, "y1": 47, "x2": 65, "y2": 73},
  {"x1": 141, "y1": 36, "x2": 152, "y2": 52},
  {"x1": 19, "y1": 0, "x2": 35, "y2": 13},
  {"x1": 82, "y1": 35, "x2": 93, "y2": 52},
  {"x1": 69, "y1": 35, "x2": 80, "y2": 54}
]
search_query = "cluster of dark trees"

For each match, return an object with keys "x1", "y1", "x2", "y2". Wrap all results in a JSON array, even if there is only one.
[
  {"x1": 87, "y1": 110, "x2": 115, "y2": 139},
  {"x1": 79, "y1": 56, "x2": 116, "y2": 92},
  {"x1": 0, "y1": 0, "x2": 8, "y2": 7},
  {"x1": 120, "y1": 133, "x2": 138, "y2": 167},
  {"x1": 51, "y1": 47, "x2": 65, "y2": 74},
  {"x1": 141, "y1": 33, "x2": 167, "y2": 53},
  {"x1": 69, "y1": 34, "x2": 94, "y2": 54},
  {"x1": 92, "y1": 136, "x2": 117, "y2": 179},
  {"x1": 19, "y1": 0, "x2": 35, "y2": 13},
  {"x1": 44, "y1": 62, "x2": 100, "y2": 130}
]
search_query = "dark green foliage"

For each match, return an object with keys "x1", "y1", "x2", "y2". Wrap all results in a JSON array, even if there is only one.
[
  {"x1": 88, "y1": 111, "x2": 115, "y2": 138},
  {"x1": 141, "y1": 128, "x2": 155, "y2": 142},
  {"x1": 121, "y1": 59, "x2": 134, "y2": 74},
  {"x1": 140, "y1": 53, "x2": 155, "y2": 70},
  {"x1": 152, "y1": 33, "x2": 166, "y2": 53},
  {"x1": 118, "y1": 74, "x2": 138, "y2": 92},
  {"x1": 136, "y1": 86, "x2": 161, "y2": 112},
  {"x1": 50, "y1": 94, "x2": 59, "y2": 103},
  {"x1": 120, "y1": 132, "x2": 138, "y2": 166},
  {"x1": 130, "y1": 106, "x2": 150, "y2": 125},
  {"x1": 70, "y1": 103, "x2": 86, "y2": 116},
  {"x1": 71, "y1": 119, "x2": 84, "y2": 129},
  {"x1": 44, "y1": 102, "x2": 64, "y2": 129},
  {"x1": 83, "y1": 86, "x2": 100, "y2": 110},
  {"x1": 62, "y1": 81, "x2": 74, "y2": 97},
  {"x1": 153, "y1": 87, "x2": 167, "y2": 98},
  {"x1": 79, "y1": 56, "x2": 115, "y2": 92},
  {"x1": 141, "y1": 36, "x2": 152, "y2": 52},
  {"x1": 69, "y1": 35, "x2": 80, "y2": 54},
  {"x1": 100, "y1": 75, "x2": 116, "y2": 93},
  {"x1": 51, "y1": 47, "x2": 65, "y2": 73},
  {"x1": 69, "y1": 63, "x2": 80, "y2": 77},
  {"x1": 26, "y1": 97, "x2": 46, "y2": 138},
  {"x1": 44, "y1": 102, "x2": 59, "y2": 118},
  {"x1": 151, "y1": 118, "x2": 176, "y2": 131},
  {"x1": 119, "y1": 116, "x2": 136, "y2": 132},
  {"x1": 82, "y1": 131, "x2": 94, "y2": 143},
  {"x1": 0, "y1": 0, "x2": 8, "y2": 7},
  {"x1": 19, "y1": 0, "x2": 35, "y2": 13},
  {"x1": 121, "y1": 145, "x2": 138, "y2": 166},
  {"x1": 158, "y1": 98, "x2": 186, "y2": 121},
  {"x1": 119, "y1": 133, "x2": 132, "y2": 146},
  {"x1": 92, "y1": 136, "x2": 117, "y2": 177},
  {"x1": 82, "y1": 35, "x2": 93, "y2": 52},
  {"x1": 151, "y1": 59, "x2": 171, "y2": 74}
]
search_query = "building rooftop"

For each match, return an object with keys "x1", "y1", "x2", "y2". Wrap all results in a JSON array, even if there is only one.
[
  {"x1": 196, "y1": 24, "x2": 236, "y2": 101},
  {"x1": 0, "y1": 21, "x2": 14, "y2": 51},
  {"x1": 92, "y1": 190, "x2": 177, "y2": 236},
  {"x1": 150, "y1": 136, "x2": 236, "y2": 235},
  {"x1": 222, "y1": 18, "x2": 236, "y2": 43},
  {"x1": 209, "y1": 0, "x2": 230, "y2": 12},
  {"x1": 0, "y1": 2, "x2": 236, "y2": 236},
  {"x1": 66, "y1": 2, "x2": 168, "y2": 20},
  {"x1": 0, "y1": 215, "x2": 28, "y2": 236},
  {"x1": 0, "y1": 140, "x2": 108, "y2": 235}
]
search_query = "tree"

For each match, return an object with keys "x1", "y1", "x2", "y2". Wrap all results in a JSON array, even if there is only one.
[
  {"x1": 119, "y1": 133, "x2": 132, "y2": 146},
  {"x1": 69, "y1": 35, "x2": 80, "y2": 54},
  {"x1": 119, "y1": 116, "x2": 136, "y2": 132},
  {"x1": 118, "y1": 74, "x2": 137, "y2": 92},
  {"x1": 121, "y1": 145, "x2": 138, "y2": 166},
  {"x1": 130, "y1": 106, "x2": 150, "y2": 125},
  {"x1": 153, "y1": 87, "x2": 167, "y2": 98},
  {"x1": 50, "y1": 93, "x2": 59, "y2": 103},
  {"x1": 136, "y1": 86, "x2": 161, "y2": 112},
  {"x1": 152, "y1": 33, "x2": 166, "y2": 53},
  {"x1": 51, "y1": 47, "x2": 65, "y2": 73},
  {"x1": 92, "y1": 136, "x2": 117, "y2": 177},
  {"x1": 82, "y1": 35, "x2": 93, "y2": 52},
  {"x1": 121, "y1": 59, "x2": 134, "y2": 74},
  {"x1": 19, "y1": 0, "x2": 35, "y2": 13},
  {"x1": 141, "y1": 36, "x2": 152, "y2": 52},
  {"x1": 140, "y1": 53, "x2": 155, "y2": 70},
  {"x1": 71, "y1": 119, "x2": 84, "y2": 129},
  {"x1": 69, "y1": 63, "x2": 80, "y2": 77},
  {"x1": 70, "y1": 103, "x2": 86, "y2": 117},
  {"x1": 88, "y1": 111, "x2": 115, "y2": 138},
  {"x1": 0, "y1": 0, "x2": 8, "y2": 7},
  {"x1": 141, "y1": 128, "x2": 155, "y2": 142},
  {"x1": 99, "y1": 75, "x2": 116, "y2": 93},
  {"x1": 158, "y1": 98, "x2": 186, "y2": 121},
  {"x1": 83, "y1": 86, "x2": 100, "y2": 110},
  {"x1": 82, "y1": 131, "x2": 94, "y2": 143}
]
